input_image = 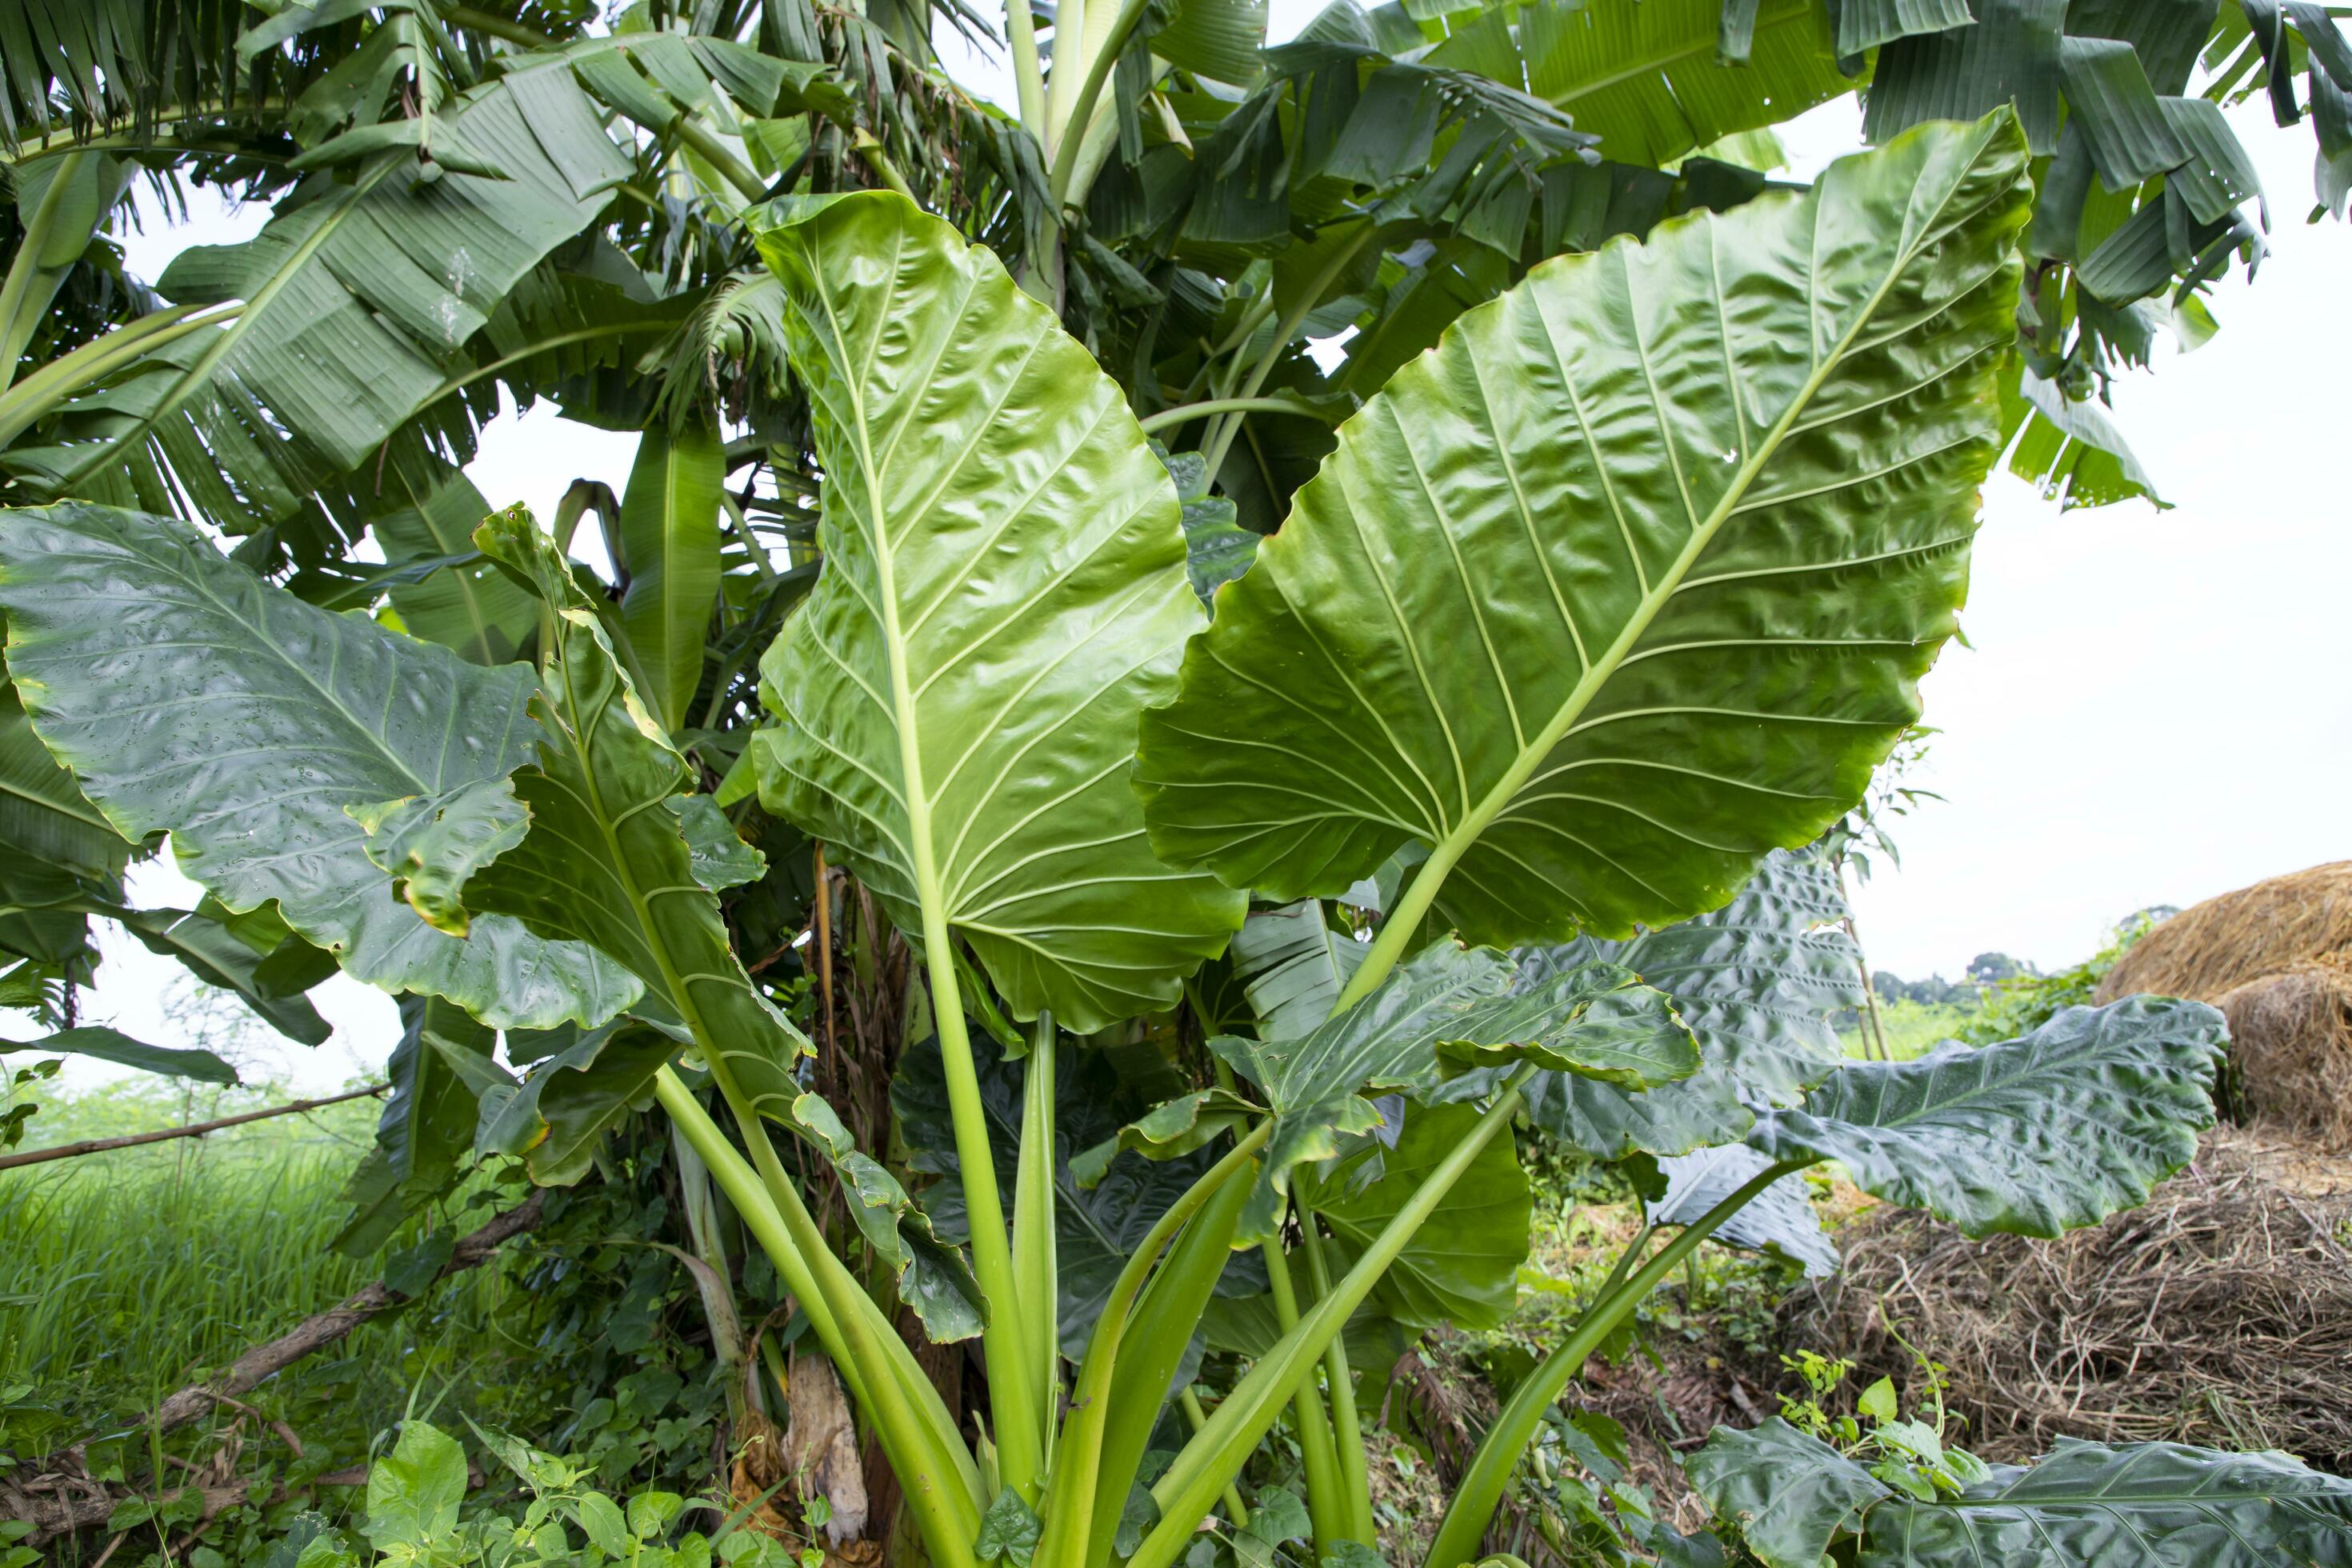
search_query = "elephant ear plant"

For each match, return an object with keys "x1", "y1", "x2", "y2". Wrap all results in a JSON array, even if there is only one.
[{"x1": 3, "y1": 109, "x2": 2344, "y2": 1566}]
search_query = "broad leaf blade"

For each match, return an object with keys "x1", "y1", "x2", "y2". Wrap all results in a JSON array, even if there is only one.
[
  {"x1": 1649, "y1": 1144, "x2": 1837, "y2": 1278},
  {"x1": 1137, "y1": 114, "x2": 2033, "y2": 949},
  {"x1": 1310, "y1": 1098, "x2": 1531, "y2": 1328},
  {"x1": 0, "y1": 503, "x2": 638, "y2": 1030},
  {"x1": 616, "y1": 422, "x2": 724, "y2": 732},
  {"x1": 1853, "y1": 1438, "x2": 2352, "y2": 1565},
  {"x1": 1685, "y1": 1418, "x2": 1891, "y2": 1568},
  {"x1": 1522, "y1": 847, "x2": 1862, "y2": 1102},
  {"x1": 5, "y1": 1026, "x2": 238, "y2": 1083},
  {"x1": 1227, "y1": 900, "x2": 1367, "y2": 1042},
  {"x1": 748, "y1": 191, "x2": 1243, "y2": 1032},
  {"x1": 1747, "y1": 997, "x2": 2226, "y2": 1238}
]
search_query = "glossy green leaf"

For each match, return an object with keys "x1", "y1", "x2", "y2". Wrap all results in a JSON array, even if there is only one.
[
  {"x1": 1136, "y1": 115, "x2": 2032, "y2": 950},
  {"x1": 1684, "y1": 1418, "x2": 1893, "y2": 1568},
  {"x1": 1852, "y1": 1438, "x2": 2352, "y2": 1565},
  {"x1": 1154, "y1": 0, "x2": 1270, "y2": 86},
  {"x1": 1835, "y1": 0, "x2": 1976, "y2": 54},
  {"x1": 0, "y1": 503, "x2": 638, "y2": 1030},
  {"x1": 1999, "y1": 361, "x2": 2165, "y2": 512},
  {"x1": 1747, "y1": 997, "x2": 2226, "y2": 1238},
  {"x1": 1309, "y1": 1098, "x2": 1530, "y2": 1328},
  {"x1": 616, "y1": 421, "x2": 724, "y2": 732},
  {"x1": 1648, "y1": 1144, "x2": 1836, "y2": 1278},
  {"x1": 748, "y1": 190, "x2": 1243, "y2": 1032},
  {"x1": 3, "y1": 1026, "x2": 238, "y2": 1083}
]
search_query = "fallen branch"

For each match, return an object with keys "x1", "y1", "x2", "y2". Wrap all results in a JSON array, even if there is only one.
[
  {"x1": 8, "y1": 1190, "x2": 546, "y2": 1539},
  {"x1": 0, "y1": 1084, "x2": 389, "y2": 1171}
]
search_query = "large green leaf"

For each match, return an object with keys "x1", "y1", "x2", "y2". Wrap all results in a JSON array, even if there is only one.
[
  {"x1": 1430, "y1": 0, "x2": 1858, "y2": 169},
  {"x1": 8, "y1": 63, "x2": 632, "y2": 534},
  {"x1": 1853, "y1": 1438, "x2": 2352, "y2": 1566},
  {"x1": 1746, "y1": 997, "x2": 2226, "y2": 1238},
  {"x1": 1689, "y1": 1422, "x2": 2352, "y2": 1568},
  {"x1": 1308, "y1": 1097, "x2": 1530, "y2": 1328},
  {"x1": 1210, "y1": 941, "x2": 1688, "y2": 1238},
  {"x1": 360, "y1": 510, "x2": 982, "y2": 1340},
  {"x1": 1524, "y1": 846, "x2": 1862, "y2": 1102},
  {"x1": 615, "y1": 422, "x2": 724, "y2": 732},
  {"x1": 1135, "y1": 114, "x2": 2032, "y2": 950},
  {"x1": 2, "y1": 1026, "x2": 238, "y2": 1083},
  {"x1": 1684, "y1": 1418, "x2": 1890, "y2": 1568},
  {"x1": 0, "y1": 503, "x2": 638, "y2": 1029},
  {"x1": 747, "y1": 190, "x2": 1244, "y2": 1032}
]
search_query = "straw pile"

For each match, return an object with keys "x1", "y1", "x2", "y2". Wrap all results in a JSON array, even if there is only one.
[
  {"x1": 2096, "y1": 862, "x2": 2352, "y2": 1150},
  {"x1": 1789, "y1": 1129, "x2": 2352, "y2": 1474}
]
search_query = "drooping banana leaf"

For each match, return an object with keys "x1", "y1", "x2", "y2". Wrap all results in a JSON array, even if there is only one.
[
  {"x1": 1430, "y1": 0, "x2": 1858, "y2": 169},
  {"x1": 614, "y1": 421, "x2": 724, "y2": 732},
  {"x1": 1746, "y1": 997, "x2": 2226, "y2": 1238},
  {"x1": 6, "y1": 64, "x2": 632, "y2": 535},
  {"x1": 1, "y1": 1026, "x2": 238, "y2": 1083},
  {"x1": 1136, "y1": 114, "x2": 2034, "y2": 951},
  {"x1": 0, "y1": 502, "x2": 638, "y2": 1029},
  {"x1": 747, "y1": 190, "x2": 1245, "y2": 1032}
]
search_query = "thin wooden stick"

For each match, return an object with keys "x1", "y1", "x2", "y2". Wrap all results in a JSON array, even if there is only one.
[{"x1": 0, "y1": 1084, "x2": 388, "y2": 1171}]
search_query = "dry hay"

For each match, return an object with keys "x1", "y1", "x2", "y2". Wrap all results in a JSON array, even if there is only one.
[
  {"x1": 2097, "y1": 862, "x2": 2352, "y2": 1150},
  {"x1": 1786, "y1": 1129, "x2": 2352, "y2": 1474}
]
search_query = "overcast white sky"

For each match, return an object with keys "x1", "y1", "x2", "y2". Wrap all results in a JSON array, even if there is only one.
[{"x1": 22, "y1": 10, "x2": 2349, "y2": 1090}]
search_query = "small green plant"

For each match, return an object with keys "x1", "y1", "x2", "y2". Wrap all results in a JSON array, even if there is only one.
[{"x1": 281, "y1": 1418, "x2": 804, "y2": 1568}]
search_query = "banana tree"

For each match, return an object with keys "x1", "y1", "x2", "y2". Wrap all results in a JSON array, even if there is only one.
[{"x1": 10, "y1": 104, "x2": 2346, "y2": 1566}]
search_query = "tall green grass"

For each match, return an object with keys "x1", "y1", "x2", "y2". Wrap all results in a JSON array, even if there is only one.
[{"x1": 0, "y1": 1090, "x2": 517, "y2": 1467}]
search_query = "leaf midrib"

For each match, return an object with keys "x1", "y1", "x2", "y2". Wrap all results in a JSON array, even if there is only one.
[{"x1": 1364, "y1": 127, "x2": 2002, "y2": 982}]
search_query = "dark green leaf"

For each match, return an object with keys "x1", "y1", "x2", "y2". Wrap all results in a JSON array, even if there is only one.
[
  {"x1": 615, "y1": 422, "x2": 724, "y2": 732},
  {"x1": 1226, "y1": 899, "x2": 1367, "y2": 1042},
  {"x1": 2, "y1": 1026, "x2": 237, "y2": 1082},
  {"x1": 1685, "y1": 1418, "x2": 1890, "y2": 1568},
  {"x1": 1747, "y1": 997, "x2": 2226, "y2": 1238},
  {"x1": 1865, "y1": 0, "x2": 2066, "y2": 153},
  {"x1": 116, "y1": 906, "x2": 333, "y2": 1046},
  {"x1": 0, "y1": 503, "x2": 639, "y2": 1029},
  {"x1": 1310, "y1": 1098, "x2": 1531, "y2": 1327},
  {"x1": 1852, "y1": 1438, "x2": 2352, "y2": 1565}
]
